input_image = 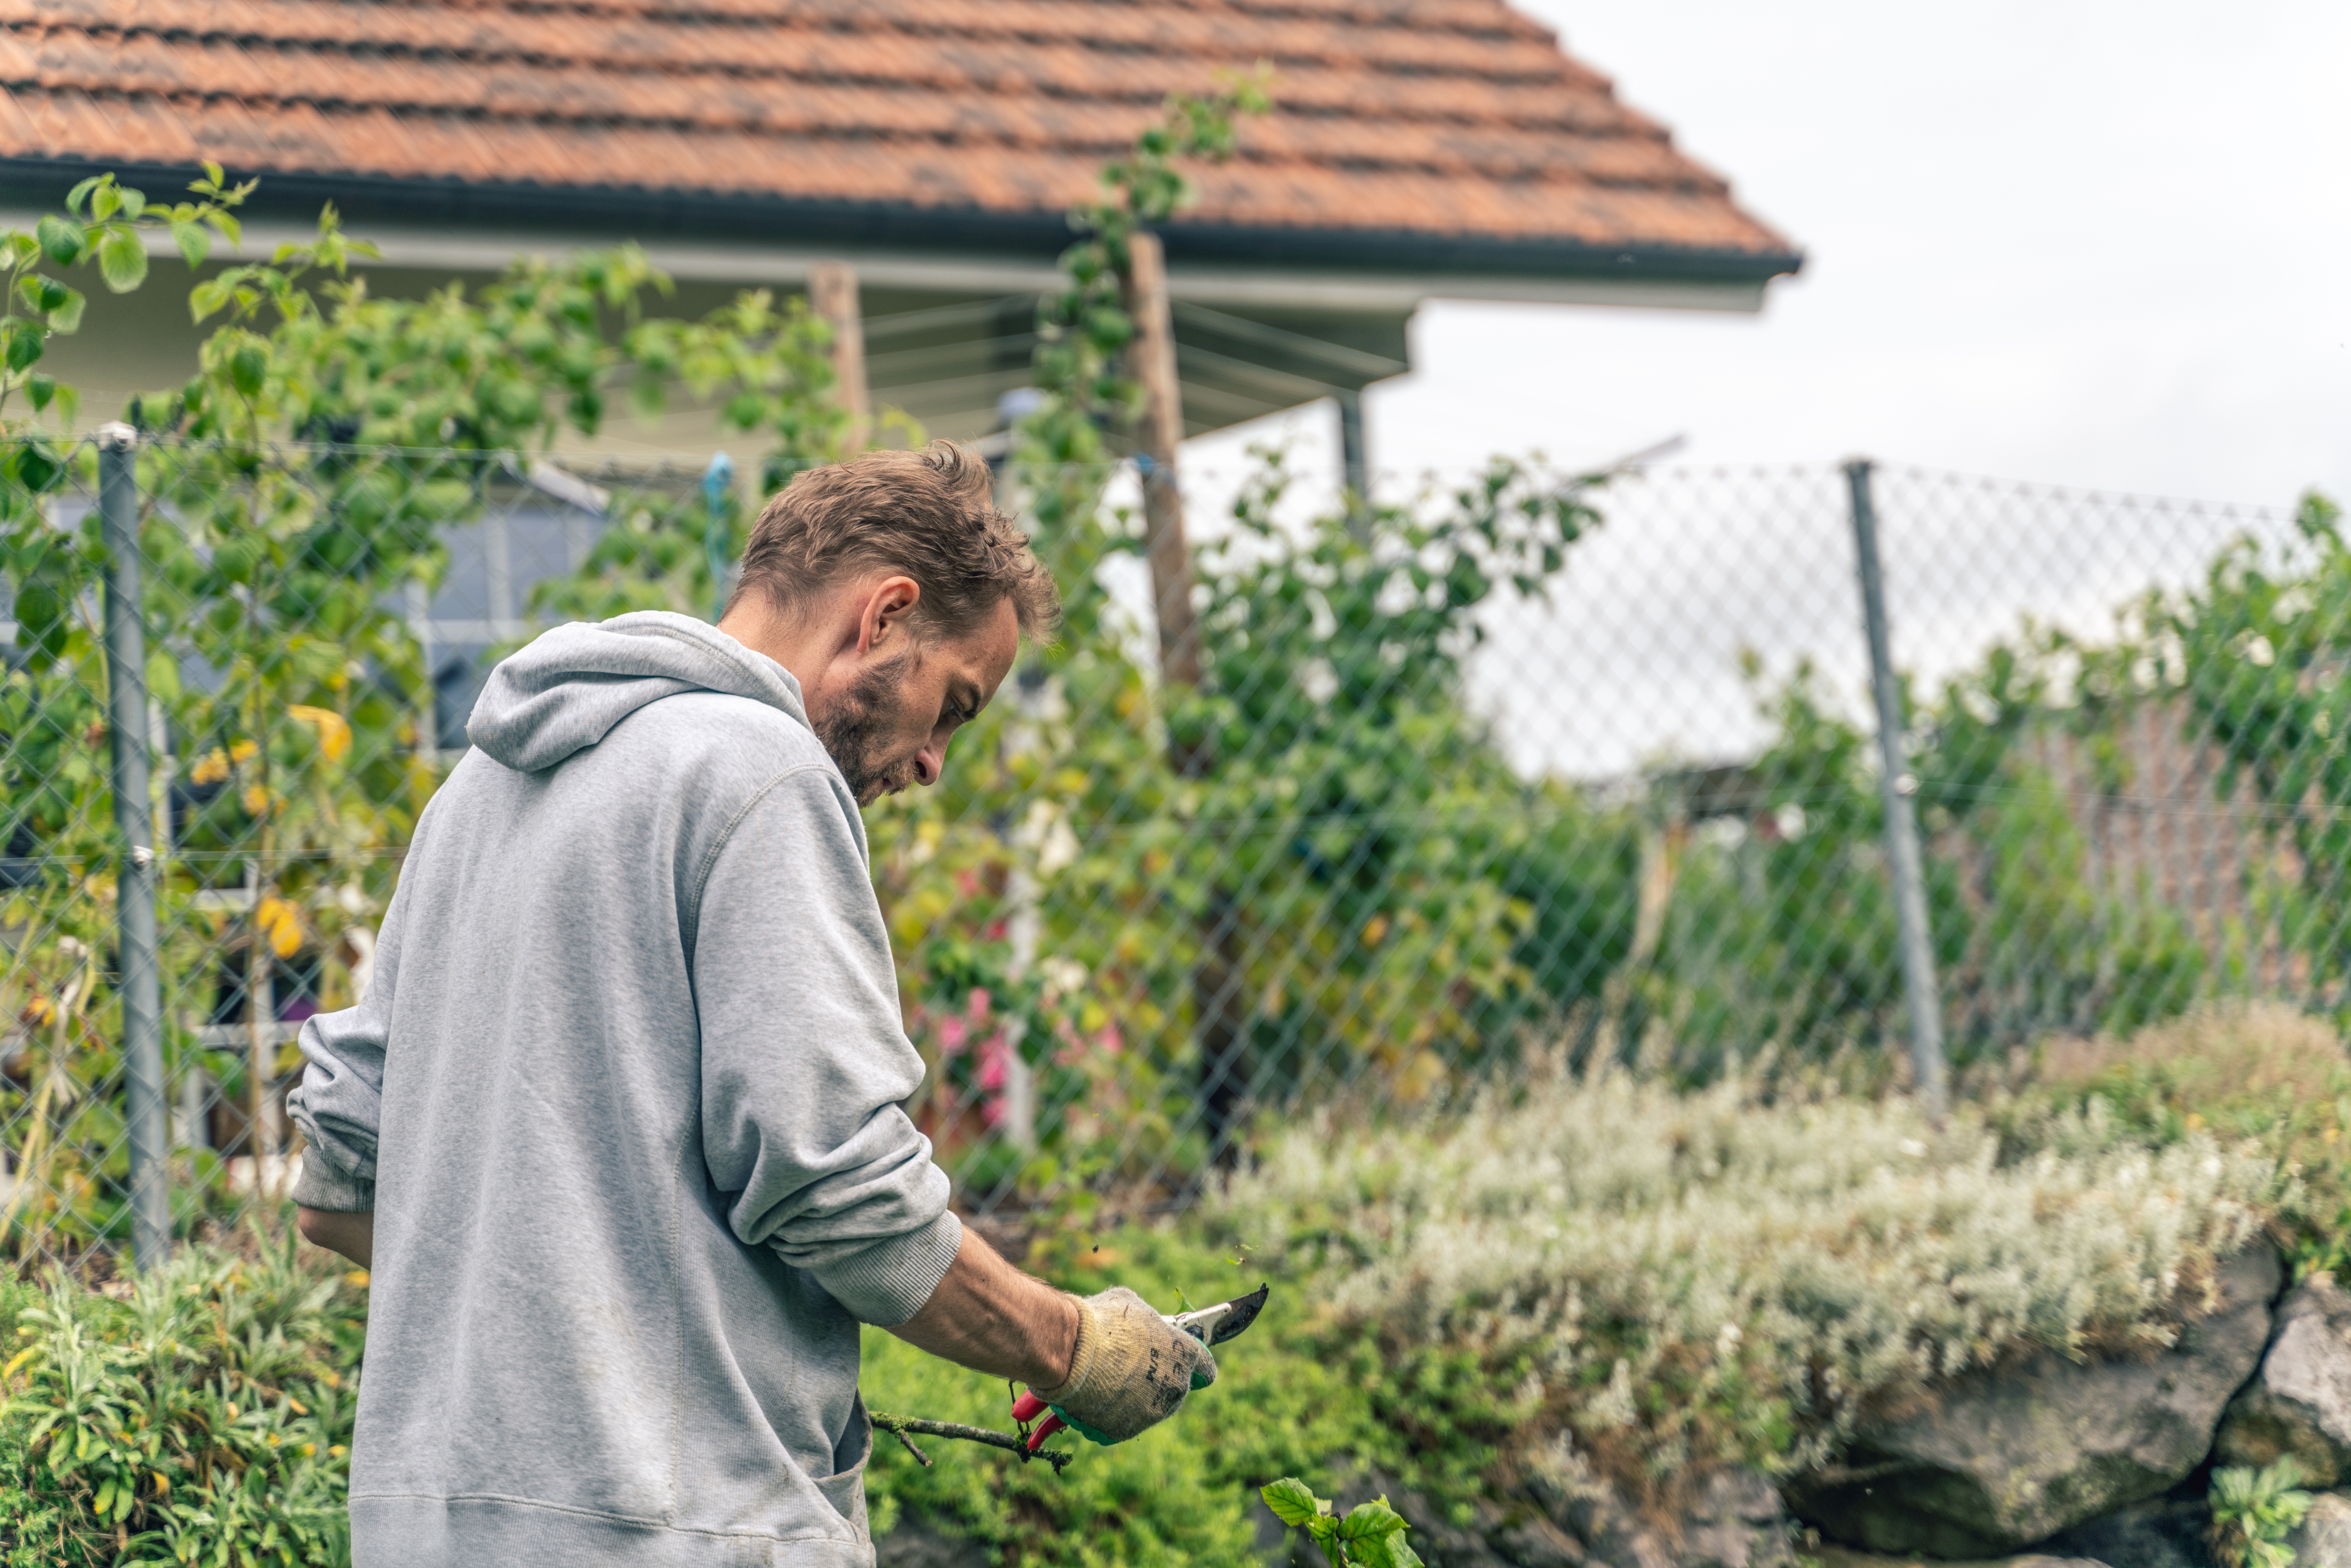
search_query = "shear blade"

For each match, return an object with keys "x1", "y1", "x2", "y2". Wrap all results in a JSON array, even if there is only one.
[{"x1": 1172, "y1": 1283, "x2": 1270, "y2": 1345}]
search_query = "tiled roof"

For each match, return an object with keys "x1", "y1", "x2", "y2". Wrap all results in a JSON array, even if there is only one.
[{"x1": 0, "y1": 0, "x2": 1798, "y2": 275}]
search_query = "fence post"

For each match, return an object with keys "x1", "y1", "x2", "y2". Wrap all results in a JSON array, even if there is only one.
[
  {"x1": 99, "y1": 422, "x2": 172, "y2": 1267},
  {"x1": 1121, "y1": 230, "x2": 1204, "y2": 693},
  {"x1": 1846, "y1": 458, "x2": 1950, "y2": 1121},
  {"x1": 808, "y1": 261, "x2": 870, "y2": 452},
  {"x1": 1336, "y1": 387, "x2": 1370, "y2": 540}
]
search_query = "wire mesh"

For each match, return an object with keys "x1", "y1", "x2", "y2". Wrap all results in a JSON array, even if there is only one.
[{"x1": 0, "y1": 433, "x2": 2328, "y2": 1267}]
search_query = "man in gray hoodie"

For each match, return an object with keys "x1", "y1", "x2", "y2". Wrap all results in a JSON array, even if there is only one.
[{"x1": 288, "y1": 442, "x2": 1213, "y2": 1566}]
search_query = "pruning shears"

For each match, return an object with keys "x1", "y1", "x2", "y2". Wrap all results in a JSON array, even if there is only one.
[{"x1": 1010, "y1": 1283, "x2": 1270, "y2": 1454}]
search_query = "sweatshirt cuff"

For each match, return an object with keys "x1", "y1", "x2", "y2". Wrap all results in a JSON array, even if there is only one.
[
  {"x1": 810, "y1": 1211, "x2": 964, "y2": 1326},
  {"x1": 291, "y1": 1152, "x2": 376, "y2": 1213}
]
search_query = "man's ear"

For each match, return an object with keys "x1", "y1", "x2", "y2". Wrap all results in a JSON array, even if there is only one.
[{"x1": 857, "y1": 576, "x2": 924, "y2": 656}]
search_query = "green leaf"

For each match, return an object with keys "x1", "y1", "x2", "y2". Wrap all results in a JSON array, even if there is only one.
[
  {"x1": 35, "y1": 213, "x2": 83, "y2": 265},
  {"x1": 65, "y1": 175, "x2": 102, "y2": 214},
  {"x1": 27, "y1": 372, "x2": 54, "y2": 411},
  {"x1": 6, "y1": 322, "x2": 43, "y2": 373},
  {"x1": 1339, "y1": 1501, "x2": 1408, "y2": 1543},
  {"x1": 46, "y1": 284, "x2": 83, "y2": 333},
  {"x1": 89, "y1": 180, "x2": 120, "y2": 221},
  {"x1": 229, "y1": 342, "x2": 267, "y2": 397},
  {"x1": 1359, "y1": 1535, "x2": 1424, "y2": 1568},
  {"x1": 1261, "y1": 1478, "x2": 1325, "y2": 1527},
  {"x1": 96, "y1": 226, "x2": 149, "y2": 292},
  {"x1": 171, "y1": 217, "x2": 209, "y2": 268},
  {"x1": 188, "y1": 276, "x2": 230, "y2": 322},
  {"x1": 117, "y1": 185, "x2": 146, "y2": 219}
]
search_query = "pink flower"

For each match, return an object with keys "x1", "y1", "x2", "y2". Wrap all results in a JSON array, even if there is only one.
[
  {"x1": 938, "y1": 1016, "x2": 968, "y2": 1056},
  {"x1": 976, "y1": 1032, "x2": 1011, "y2": 1092},
  {"x1": 967, "y1": 988, "x2": 992, "y2": 1022}
]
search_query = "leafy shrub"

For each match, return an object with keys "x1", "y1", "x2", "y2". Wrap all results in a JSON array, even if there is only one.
[
  {"x1": 0, "y1": 1231, "x2": 362, "y2": 1567},
  {"x1": 1209, "y1": 1052, "x2": 2284, "y2": 1489},
  {"x1": 2208, "y1": 1455, "x2": 2313, "y2": 1568},
  {"x1": 1993, "y1": 1001, "x2": 2351, "y2": 1275},
  {"x1": 1259, "y1": 1478, "x2": 1421, "y2": 1568}
]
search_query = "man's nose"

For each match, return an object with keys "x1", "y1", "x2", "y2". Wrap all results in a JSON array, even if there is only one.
[{"x1": 912, "y1": 742, "x2": 944, "y2": 787}]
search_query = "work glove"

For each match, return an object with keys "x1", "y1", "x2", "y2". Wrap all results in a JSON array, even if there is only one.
[{"x1": 1029, "y1": 1286, "x2": 1217, "y2": 1444}]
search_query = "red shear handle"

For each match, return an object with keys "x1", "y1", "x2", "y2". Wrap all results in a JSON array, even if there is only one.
[{"x1": 1009, "y1": 1389, "x2": 1066, "y2": 1452}]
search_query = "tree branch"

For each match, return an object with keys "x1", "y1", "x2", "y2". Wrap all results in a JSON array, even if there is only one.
[{"x1": 869, "y1": 1411, "x2": 1073, "y2": 1475}]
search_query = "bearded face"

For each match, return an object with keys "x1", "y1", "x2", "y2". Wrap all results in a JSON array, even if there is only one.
[{"x1": 811, "y1": 649, "x2": 919, "y2": 805}]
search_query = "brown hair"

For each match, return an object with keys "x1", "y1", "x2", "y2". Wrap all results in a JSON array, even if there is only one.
[{"x1": 727, "y1": 440, "x2": 1061, "y2": 640}]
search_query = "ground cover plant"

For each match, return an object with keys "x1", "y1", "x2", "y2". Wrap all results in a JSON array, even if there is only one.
[
  {"x1": 0, "y1": 1228, "x2": 363, "y2": 1567},
  {"x1": 3, "y1": 1003, "x2": 2342, "y2": 1565},
  {"x1": 1206, "y1": 1012, "x2": 2302, "y2": 1498}
]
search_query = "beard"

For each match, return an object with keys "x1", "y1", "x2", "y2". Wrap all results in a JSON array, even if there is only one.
[{"x1": 813, "y1": 651, "x2": 915, "y2": 805}]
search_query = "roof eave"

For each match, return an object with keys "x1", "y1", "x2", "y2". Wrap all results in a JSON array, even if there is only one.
[{"x1": 0, "y1": 160, "x2": 1801, "y2": 304}]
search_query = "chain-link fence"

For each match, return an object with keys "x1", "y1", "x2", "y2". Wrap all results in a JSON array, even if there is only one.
[{"x1": 1, "y1": 429, "x2": 2327, "y2": 1267}]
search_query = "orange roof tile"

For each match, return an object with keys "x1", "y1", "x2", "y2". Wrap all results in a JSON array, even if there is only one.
[{"x1": 0, "y1": 0, "x2": 1799, "y2": 277}]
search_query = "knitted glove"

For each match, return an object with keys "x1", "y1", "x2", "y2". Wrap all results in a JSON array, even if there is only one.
[{"x1": 1029, "y1": 1286, "x2": 1217, "y2": 1444}]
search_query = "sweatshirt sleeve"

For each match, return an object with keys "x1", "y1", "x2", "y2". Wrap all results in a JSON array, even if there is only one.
[
  {"x1": 286, "y1": 846, "x2": 420, "y2": 1213},
  {"x1": 691, "y1": 765, "x2": 962, "y2": 1326}
]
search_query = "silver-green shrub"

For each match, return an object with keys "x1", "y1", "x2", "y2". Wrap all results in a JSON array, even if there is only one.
[{"x1": 1212, "y1": 1061, "x2": 2285, "y2": 1478}]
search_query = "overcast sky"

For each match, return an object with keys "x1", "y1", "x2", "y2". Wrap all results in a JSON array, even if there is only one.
[{"x1": 1191, "y1": 0, "x2": 2351, "y2": 508}]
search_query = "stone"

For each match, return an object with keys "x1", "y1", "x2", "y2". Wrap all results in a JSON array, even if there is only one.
[
  {"x1": 2288, "y1": 1492, "x2": 2351, "y2": 1568},
  {"x1": 1505, "y1": 1441, "x2": 1788, "y2": 1568},
  {"x1": 2216, "y1": 1273, "x2": 2351, "y2": 1486},
  {"x1": 873, "y1": 1523, "x2": 989, "y2": 1568},
  {"x1": 1786, "y1": 1246, "x2": 2282, "y2": 1558},
  {"x1": 1811, "y1": 1552, "x2": 2110, "y2": 1568},
  {"x1": 2038, "y1": 1485, "x2": 2216, "y2": 1568}
]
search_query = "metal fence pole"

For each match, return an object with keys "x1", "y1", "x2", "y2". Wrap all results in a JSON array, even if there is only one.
[
  {"x1": 99, "y1": 422, "x2": 172, "y2": 1267},
  {"x1": 1846, "y1": 458, "x2": 1950, "y2": 1121}
]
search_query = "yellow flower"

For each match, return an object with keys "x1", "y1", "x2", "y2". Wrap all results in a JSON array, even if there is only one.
[
  {"x1": 229, "y1": 739, "x2": 258, "y2": 763},
  {"x1": 343, "y1": 1269, "x2": 370, "y2": 1289},
  {"x1": 287, "y1": 704, "x2": 352, "y2": 764},
  {"x1": 241, "y1": 784, "x2": 276, "y2": 818},
  {"x1": 189, "y1": 749, "x2": 230, "y2": 786},
  {"x1": 255, "y1": 896, "x2": 303, "y2": 959}
]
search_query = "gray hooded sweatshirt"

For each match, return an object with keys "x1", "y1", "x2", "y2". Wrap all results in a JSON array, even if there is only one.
[{"x1": 287, "y1": 611, "x2": 961, "y2": 1568}]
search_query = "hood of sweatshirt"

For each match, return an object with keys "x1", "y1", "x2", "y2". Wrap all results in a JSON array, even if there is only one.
[{"x1": 467, "y1": 612, "x2": 812, "y2": 773}]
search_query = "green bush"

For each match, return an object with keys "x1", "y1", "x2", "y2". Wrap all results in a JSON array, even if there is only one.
[
  {"x1": 861, "y1": 1222, "x2": 1512, "y2": 1568},
  {"x1": 0, "y1": 1231, "x2": 362, "y2": 1567}
]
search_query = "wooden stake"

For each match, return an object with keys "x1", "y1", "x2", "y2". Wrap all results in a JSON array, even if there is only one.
[
  {"x1": 808, "y1": 261, "x2": 869, "y2": 451},
  {"x1": 1121, "y1": 231, "x2": 1202, "y2": 691}
]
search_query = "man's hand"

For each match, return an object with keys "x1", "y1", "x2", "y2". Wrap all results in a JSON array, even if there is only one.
[
  {"x1": 886, "y1": 1232, "x2": 1212, "y2": 1446},
  {"x1": 1027, "y1": 1286, "x2": 1214, "y2": 1444},
  {"x1": 296, "y1": 1206, "x2": 374, "y2": 1269}
]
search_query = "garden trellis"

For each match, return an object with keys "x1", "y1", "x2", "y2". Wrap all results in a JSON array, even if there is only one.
[{"x1": 0, "y1": 425, "x2": 2336, "y2": 1269}]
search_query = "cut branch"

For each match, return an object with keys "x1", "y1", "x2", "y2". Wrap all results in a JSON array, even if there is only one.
[{"x1": 868, "y1": 1411, "x2": 1072, "y2": 1475}]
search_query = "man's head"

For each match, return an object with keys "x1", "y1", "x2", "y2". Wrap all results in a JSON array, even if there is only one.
[{"x1": 716, "y1": 441, "x2": 1061, "y2": 805}]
